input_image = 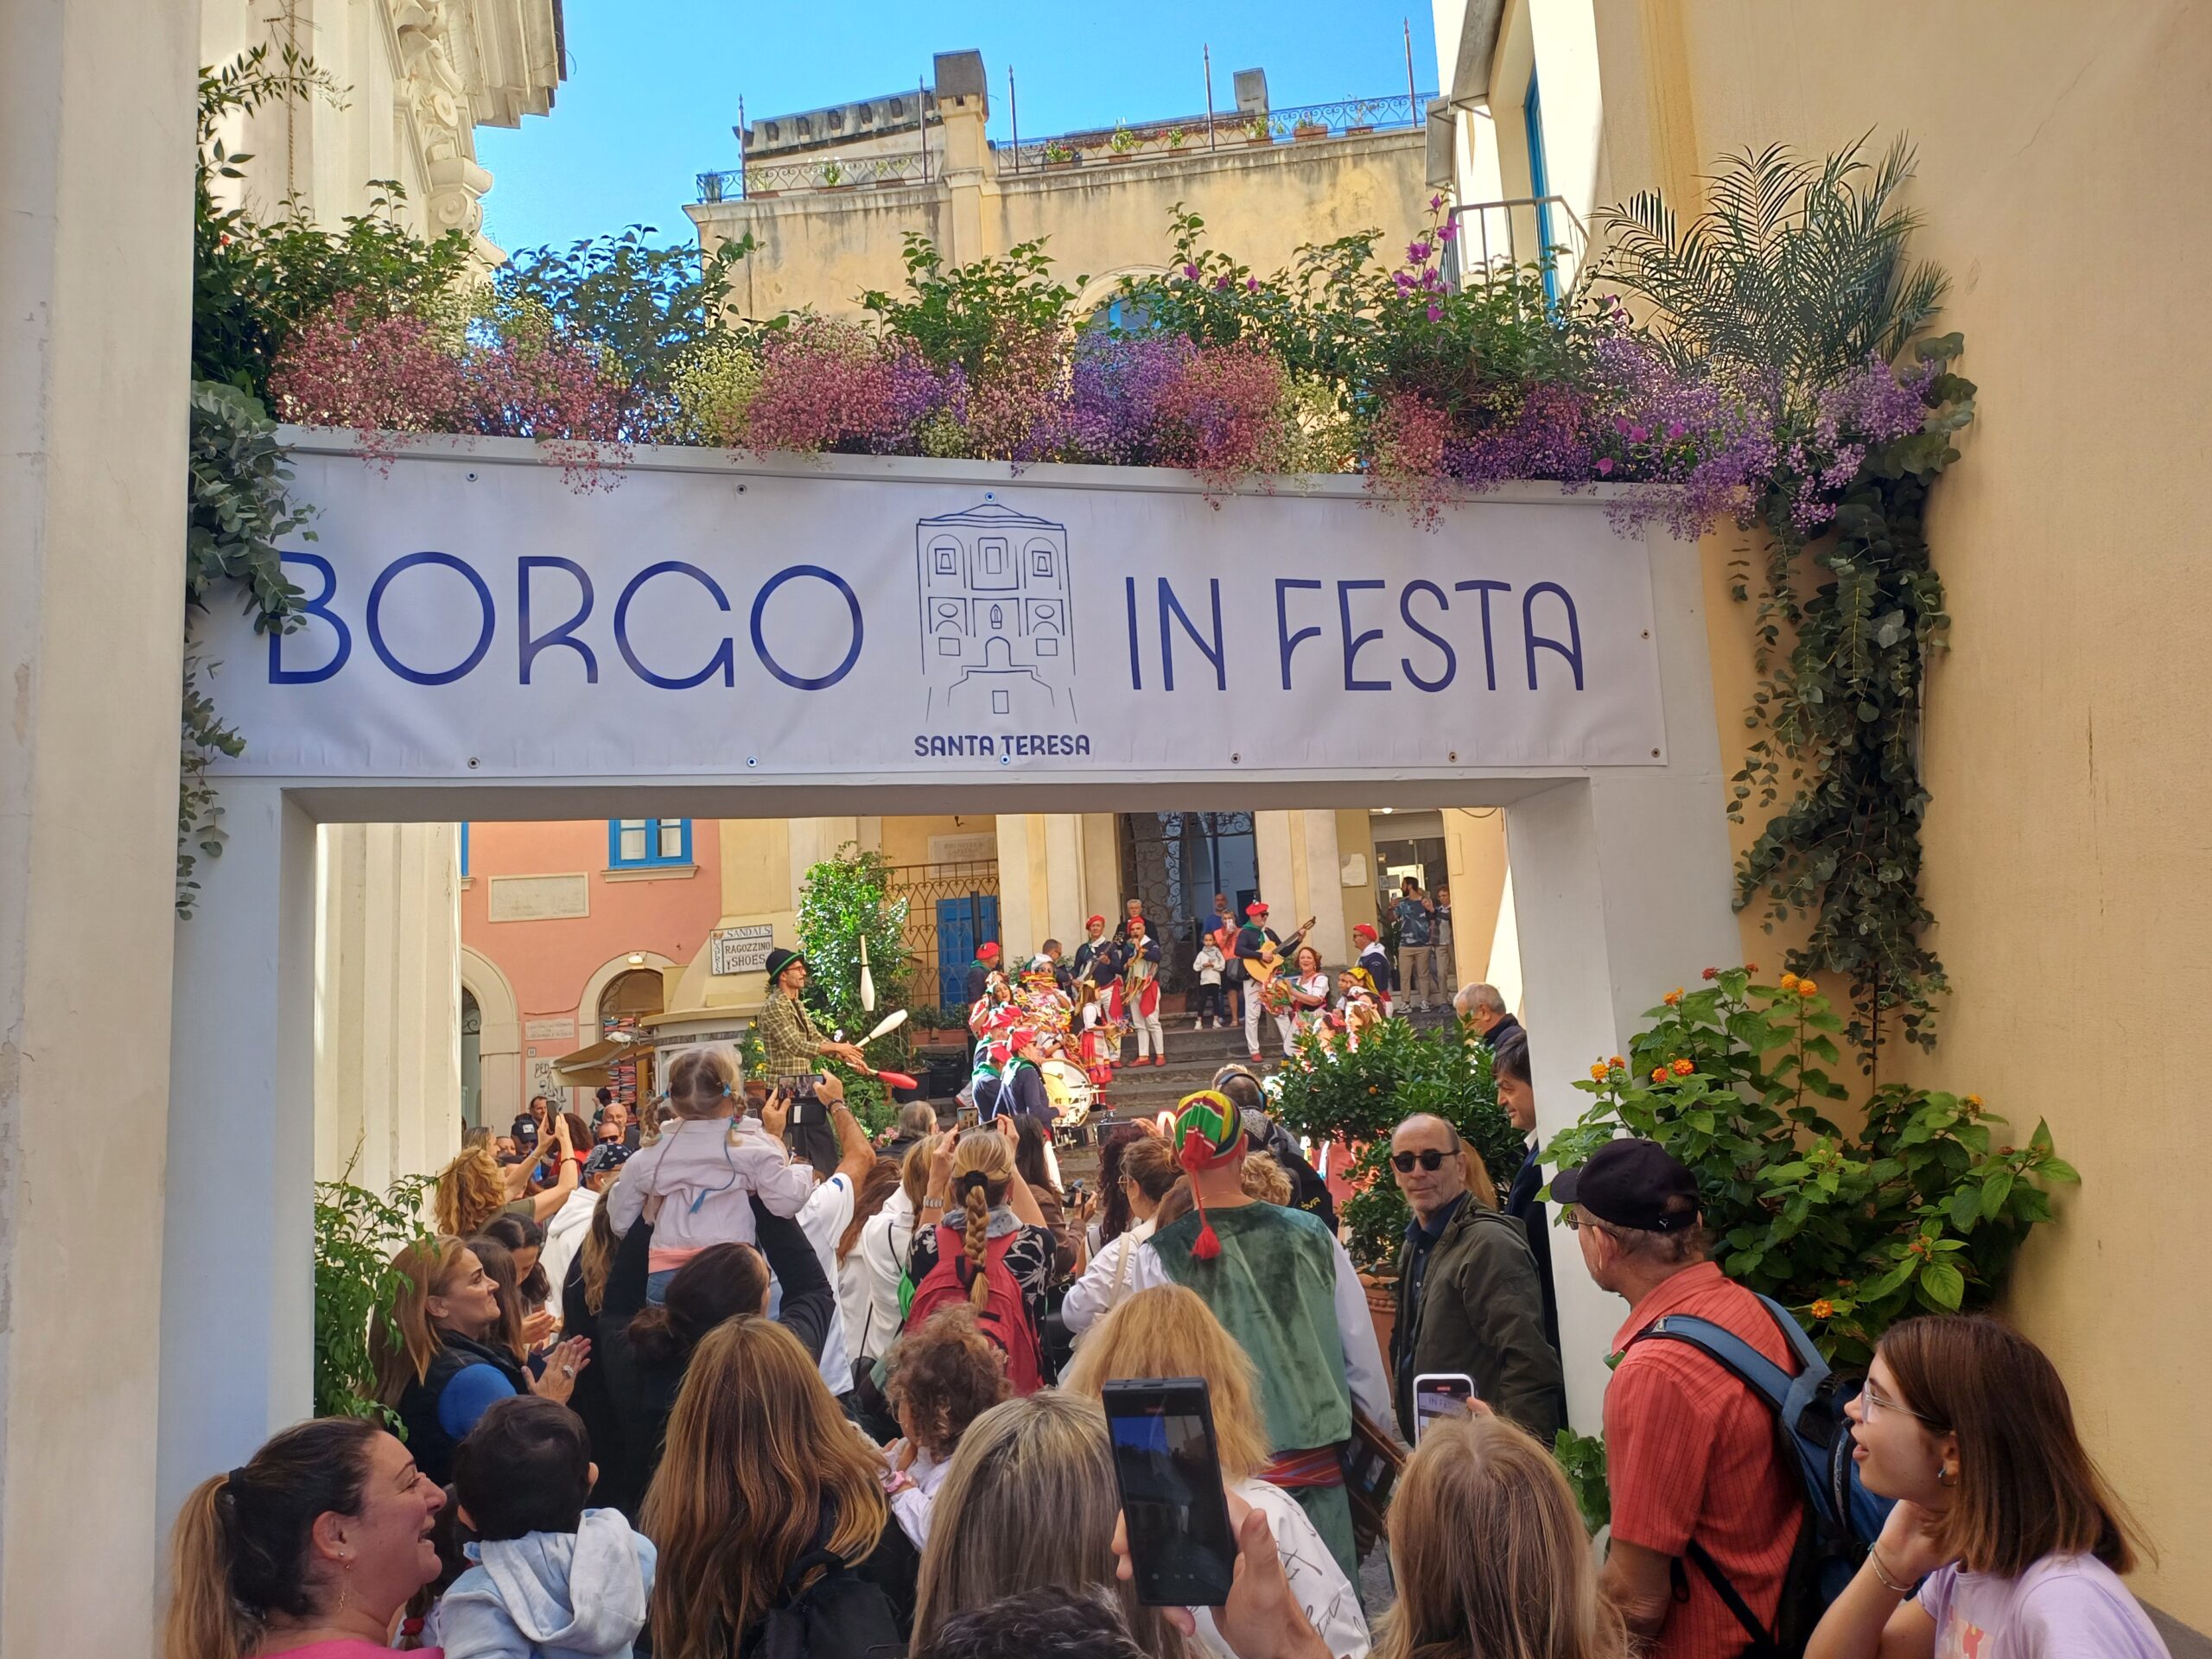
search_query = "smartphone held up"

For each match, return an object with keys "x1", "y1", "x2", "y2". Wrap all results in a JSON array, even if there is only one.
[
  {"x1": 1103, "y1": 1376, "x2": 1239, "y2": 1609},
  {"x1": 1413, "y1": 1371, "x2": 1476, "y2": 1442}
]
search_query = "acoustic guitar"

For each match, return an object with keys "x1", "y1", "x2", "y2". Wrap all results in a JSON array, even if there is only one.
[{"x1": 1238, "y1": 917, "x2": 1319, "y2": 986}]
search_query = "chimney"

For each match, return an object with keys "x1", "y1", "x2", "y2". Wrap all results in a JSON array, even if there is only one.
[{"x1": 1233, "y1": 68, "x2": 1268, "y2": 115}]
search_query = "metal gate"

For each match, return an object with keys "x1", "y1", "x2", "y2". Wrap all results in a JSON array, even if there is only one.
[
  {"x1": 884, "y1": 860, "x2": 1001, "y2": 1008},
  {"x1": 1117, "y1": 812, "x2": 1257, "y2": 995}
]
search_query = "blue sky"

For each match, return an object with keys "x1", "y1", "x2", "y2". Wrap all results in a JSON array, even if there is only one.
[{"x1": 475, "y1": 1, "x2": 1439, "y2": 256}]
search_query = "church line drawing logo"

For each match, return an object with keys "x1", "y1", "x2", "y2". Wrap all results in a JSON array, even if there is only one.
[{"x1": 914, "y1": 496, "x2": 1077, "y2": 722}]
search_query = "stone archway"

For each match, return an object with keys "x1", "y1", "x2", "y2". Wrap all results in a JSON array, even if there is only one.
[{"x1": 460, "y1": 944, "x2": 523, "y2": 1129}]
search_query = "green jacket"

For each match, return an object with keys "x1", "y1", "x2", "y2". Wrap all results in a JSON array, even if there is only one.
[{"x1": 1390, "y1": 1197, "x2": 1566, "y2": 1446}]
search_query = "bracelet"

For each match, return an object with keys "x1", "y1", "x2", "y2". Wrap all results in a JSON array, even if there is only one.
[
  {"x1": 922, "y1": 1197, "x2": 948, "y2": 1210},
  {"x1": 1866, "y1": 1544, "x2": 1911, "y2": 1596}
]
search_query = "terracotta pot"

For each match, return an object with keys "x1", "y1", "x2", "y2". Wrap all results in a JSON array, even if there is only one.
[
  {"x1": 1293, "y1": 124, "x2": 1328, "y2": 141},
  {"x1": 1360, "y1": 1274, "x2": 1397, "y2": 1363}
]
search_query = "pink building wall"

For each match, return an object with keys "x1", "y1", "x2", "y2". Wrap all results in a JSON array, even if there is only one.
[{"x1": 461, "y1": 818, "x2": 726, "y2": 1115}]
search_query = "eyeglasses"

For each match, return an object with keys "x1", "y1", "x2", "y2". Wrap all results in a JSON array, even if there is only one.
[
  {"x1": 1391, "y1": 1149, "x2": 1452, "y2": 1173},
  {"x1": 1859, "y1": 1381, "x2": 1938, "y2": 1427}
]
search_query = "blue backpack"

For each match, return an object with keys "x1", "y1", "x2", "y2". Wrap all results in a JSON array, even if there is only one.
[{"x1": 1633, "y1": 1294, "x2": 1895, "y2": 1656}]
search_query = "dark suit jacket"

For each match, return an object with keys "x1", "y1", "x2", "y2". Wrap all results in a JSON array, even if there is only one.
[
  {"x1": 1505, "y1": 1141, "x2": 1561, "y2": 1354},
  {"x1": 1480, "y1": 1012, "x2": 1525, "y2": 1048}
]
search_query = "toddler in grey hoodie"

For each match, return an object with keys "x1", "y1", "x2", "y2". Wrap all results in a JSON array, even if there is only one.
[{"x1": 435, "y1": 1396, "x2": 658, "y2": 1659}]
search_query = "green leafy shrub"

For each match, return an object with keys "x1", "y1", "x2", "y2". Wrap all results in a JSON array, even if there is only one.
[
  {"x1": 1543, "y1": 968, "x2": 2076, "y2": 1369},
  {"x1": 796, "y1": 844, "x2": 915, "y2": 1135},
  {"x1": 314, "y1": 1170, "x2": 431, "y2": 1421},
  {"x1": 1269, "y1": 1019, "x2": 1519, "y2": 1274}
]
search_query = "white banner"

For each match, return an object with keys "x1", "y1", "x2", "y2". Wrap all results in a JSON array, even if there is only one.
[{"x1": 197, "y1": 442, "x2": 1667, "y2": 781}]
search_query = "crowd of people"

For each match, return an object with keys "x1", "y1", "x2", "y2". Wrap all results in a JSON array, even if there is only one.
[{"x1": 165, "y1": 937, "x2": 2173, "y2": 1659}]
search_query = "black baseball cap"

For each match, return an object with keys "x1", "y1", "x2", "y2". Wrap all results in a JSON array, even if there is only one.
[{"x1": 1549, "y1": 1138, "x2": 1700, "y2": 1233}]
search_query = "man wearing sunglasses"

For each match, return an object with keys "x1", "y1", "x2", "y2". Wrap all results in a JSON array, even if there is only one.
[{"x1": 1385, "y1": 1113, "x2": 1565, "y2": 1449}]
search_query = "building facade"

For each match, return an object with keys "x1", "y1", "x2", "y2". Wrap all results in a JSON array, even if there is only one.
[{"x1": 1428, "y1": 0, "x2": 2212, "y2": 1637}]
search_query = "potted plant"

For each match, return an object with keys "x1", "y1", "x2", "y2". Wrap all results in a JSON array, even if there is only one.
[
  {"x1": 1293, "y1": 118, "x2": 1329, "y2": 141},
  {"x1": 1243, "y1": 117, "x2": 1272, "y2": 147},
  {"x1": 1166, "y1": 125, "x2": 1186, "y2": 150},
  {"x1": 1042, "y1": 140, "x2": 1077, "y2": 169},
  {"x1": 821, "y1": 160, "x2": 855, "y2": 190},
  {"x1": 1109, "y1": 124, "x2": 1141, "y2": 156}
]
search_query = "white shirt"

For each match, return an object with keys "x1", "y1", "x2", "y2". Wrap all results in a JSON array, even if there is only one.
[
  {"x1": 1195, "y1": 1478, "x2": 1370, "y2": 1659},
  {"x1": 1124, "y1": 1225, "x2": 1391, "y2": 1423},
  {"x1": 887, "y1": 1444, "x2": 952, "y2": 1551},
  {"x1": 537, "y1": 1186, "x2": 600, "y2": 1313},
  {"x1": 855, "y1": 1189, "x2": 918, "y2": 1363},
  {"x1": 1060, "y1": 1217, "x2": 1157, "y2": 1336},
  {"x1": 792, "y1": 1172, "x2": 855, "y2": 1394}
]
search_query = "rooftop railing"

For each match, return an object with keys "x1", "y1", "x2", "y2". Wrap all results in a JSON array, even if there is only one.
[
  {"x1": 696, "y1": 91, "x2": 1431, "y2": 200},
  {"x1": 1000, "y1": 92, "x2": 1431, "y2": 173},
  {"x1": 697, "y1": 149, "x2": 928, "y2": 201}
]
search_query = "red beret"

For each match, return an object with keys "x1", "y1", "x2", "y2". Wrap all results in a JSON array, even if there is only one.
[
  {"x1": 1246, "y1": 902, "x2": 1269, "y2": 917},
  {"x1": 1353, "y1": 923, "x2": 1378, "y2": 941},
  {"x1": 1086, "y1": 914, "x2": 1105, "y2": 928}
]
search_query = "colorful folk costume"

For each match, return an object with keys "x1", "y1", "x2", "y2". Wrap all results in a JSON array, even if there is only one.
[
  {"x1": 1108, "y1": 921, "x2": 1166, "y2": 1065},
  {"x1": 1147, "y1": 1090, "x2": 1365, "y2": 1579}
]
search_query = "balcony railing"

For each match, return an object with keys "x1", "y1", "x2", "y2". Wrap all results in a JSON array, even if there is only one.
[
  {"x1": 696, "y1": 150, "x2": 927, "y2": 202},
  {"x1": 1001, "y1": 92, "x2": 1431, "y2": 173},
  {"x1": 1446, "y1": 195, "x2": 1591, "y2": 288}
]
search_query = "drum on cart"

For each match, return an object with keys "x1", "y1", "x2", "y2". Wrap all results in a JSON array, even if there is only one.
[{"x1": 1042, "y1": 1058, "x2": 1096, "y2": 1135}]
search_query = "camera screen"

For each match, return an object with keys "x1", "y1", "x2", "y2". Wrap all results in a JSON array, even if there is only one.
[{"x1": 1108, "y1": 1399, "x2": 1235, "y2": 1606}]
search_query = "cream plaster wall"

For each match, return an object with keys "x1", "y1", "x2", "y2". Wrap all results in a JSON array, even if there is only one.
[
  {"x1": 0, "y1": 0, "x2": 197, "y2": 1648},
  {"x1": 1582, "y1": 0, "x2": 2212, "y2": 1622},
  {"x1": 693, "y1": 127, "x2": 1433, "y2": 322}
]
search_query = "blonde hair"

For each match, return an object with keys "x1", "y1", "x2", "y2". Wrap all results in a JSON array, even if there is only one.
[
  {"x1": 642, "y1": 1318, "x2": 889, "y2": 1656},
  {"x1": 1061, "y1": 1285, "x2": 1271, "y2": 1478},
  {"x1": 1240, "y1": 1151, "x2": 1294, "y2": 1205},
  {"x1": 900, "y1": 1135, "x2": 934, "y2": 1211},
  {"x1": 1375, "y1": 1413, "x2": 1625, "y2": 1659},
  {"x1": 950, "y1": 1129, "x2": 1013, "y2": 1310},
  {"x1": 912, "y1": 1391, "x2": 1186, "y2": 1658},
  {"x1": 664, "y1": 1046, "x2": 738, "y2": 1122},
  {"x1": 372, "y1": 1236, "x2": 474, "y2": 1404},
  {"x1": 434, "y1": 1144, "x2": 507, "y2": 1236}
]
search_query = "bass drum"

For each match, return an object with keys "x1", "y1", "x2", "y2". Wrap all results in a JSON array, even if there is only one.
[{"x1": 1041, "y1": 1058, "x2": 1095, "y2": 1131}]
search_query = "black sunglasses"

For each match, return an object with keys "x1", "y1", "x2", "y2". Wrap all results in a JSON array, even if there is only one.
[{"x1": 1391, "y1": 1149, "x2": 1453, "y2": 1173}]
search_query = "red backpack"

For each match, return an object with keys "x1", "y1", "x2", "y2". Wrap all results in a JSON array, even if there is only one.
[{"x1": 907, "y1": 1219, "x2": 1044, "y2": 1395}]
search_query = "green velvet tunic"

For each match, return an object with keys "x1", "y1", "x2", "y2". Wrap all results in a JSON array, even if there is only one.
[{"x1": 1150, "y1": 1201, "x2": 1360, "y2": 1576}]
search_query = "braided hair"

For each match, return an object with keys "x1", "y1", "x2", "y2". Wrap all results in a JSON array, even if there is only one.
[{"x1": 948, "y1": 1129, "x2": 1014, "y2": 1310}]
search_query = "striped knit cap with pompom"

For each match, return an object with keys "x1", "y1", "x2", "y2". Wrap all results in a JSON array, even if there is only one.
[{"x1": 1173, "y1": 1089, "x2": 1245, "y2": 1261}]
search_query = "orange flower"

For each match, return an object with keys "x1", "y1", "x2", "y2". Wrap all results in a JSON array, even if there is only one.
[
  {"x1": 1796, "y1": 978, "x2": 1818, "y2": 998},
  {"x1": 1964, "y1": 1093, "x2": 1984, "y2": 1109},
  {"x1": 1590, "y1": 1063, "x2": 1609, "y2": 1081},
  {"x1": 1662, "y1": 988, "x2": 1684, "y2": 1007},
  {"x1": 1744, "y1": 962, "x2": 1758, "y2": 973},
  {"x1": 1701, "y1": 967, "x2": 1718, "y2": 981},
  {"x1": 1810, "y1": 1299, "x2": 1836, "y2": 1320},
  {"x1": 1608, "y1": 1055, "x2": 1625, "y2": 1071},
  {"x1": 1671, "y1": 1058, "x2": 1694, "y2": 1077},
  {"x1": 1650, "y1": 1067, "x2": 1669, "y2": 1084},
  {"x1": 1779, "y1": 971, "x2": 1800, "y2": 991}
]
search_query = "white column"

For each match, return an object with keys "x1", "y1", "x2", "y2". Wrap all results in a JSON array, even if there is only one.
[
  {"x1": 993, "y1": 814, "x2": 1036, "y2": 954},
  {"x1": 1297, "y1": 809, "x2": 1349, "y2": 967},
  {"x1": 1040, "y1": 813, "x2": 1086, "y2": 950},
  {"x1": 160, "y1": 786, "x2": 321, "y2": 1519},
  {"x1": 1503, "y1": 527, "x2": 1742, "y2": 1428},
  {"x1": 315, "y1": 824, "x2": 462, "y2": 1191},
  {"x1": 0, "y1": 1, "x2": 196, "y2": 1648}
]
